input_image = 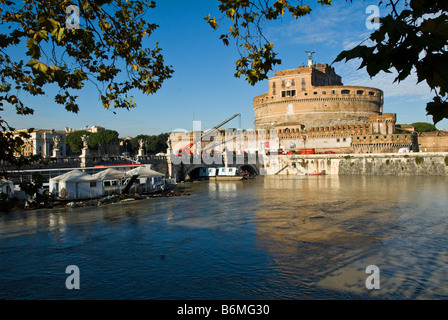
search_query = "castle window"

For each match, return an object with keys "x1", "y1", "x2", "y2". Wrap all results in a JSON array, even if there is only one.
[
  {"x1": 302, "y1": 86, "x2": 306, "y2": 91},
  {"x1": 282, "y1": 80, "x2": 285, "y2": 87},
  {"x1": 332, "y1": 90, "x2": 335, "y2": 94},
  {"x1": 281, "y1": 90, "x2": 296, "y2": 98},
  {"x1": 357, "y1": 90, "x2": 364, "y2": 95},
  {"x1": 314, "y1": 92, "x2": 318, "y2": 95},
  {"x1": 341, "y1": 89, "x2": 350, "y2": 94},
  {"x1": 301, "y1": 78, "x2": 305, "y2": 84},
  {"x1": 291, "y1": 79, "x2": 295, "y2": 86},
  {"x1": 322, "y1": 91, "x2": 326, "y2": 94},
  {"x1": 369, "y1": 91, "x2": 375, "y2": 96},
  {"x1": 336, "y1": 138, "x2": 340, "y2": 142},
  {"x1": 272, "y1": 82, "x2": 276, "y2": 88}
]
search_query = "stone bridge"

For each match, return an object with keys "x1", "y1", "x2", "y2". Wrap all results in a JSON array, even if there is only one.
[{"x1": 167, "y1": 154, "x2": 262, "y2": 181}]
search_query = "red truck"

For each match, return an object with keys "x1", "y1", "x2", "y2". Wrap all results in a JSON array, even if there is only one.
[{"x1": 300, "y1": 148, "x2": 315, "y2": 155}]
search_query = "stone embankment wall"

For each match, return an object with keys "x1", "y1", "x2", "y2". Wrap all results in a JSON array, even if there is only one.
[
  {"x1": 144, "y1": 159, "x2": 169, "y2": 176},
  {"x1": 259, "y1": 153, "x2": 448, "y2": 176}
]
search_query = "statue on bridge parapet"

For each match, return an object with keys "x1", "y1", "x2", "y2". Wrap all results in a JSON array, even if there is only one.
[
  {"x1": 80, "y1": 134, "x2": 91, "y2": 167},
  {"x1": 52, "y1": 135, "x2": 61, "y2": 158},
  {"x1": 81, "y1": 134, "x2": 89, "y2": 150},
  {"x1": 137, "y1": 138, "x2": 145, "y2": 157}
]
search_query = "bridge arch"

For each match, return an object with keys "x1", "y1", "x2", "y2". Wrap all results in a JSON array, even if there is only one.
[
  {"x1": 237, "y1": 164, "x2": 259, "y2": 175},
  {"x1": 182, "y1": 164, "x2": 206, "y2": 181},
  {"x1": 176, "y1": 163, "x2": 260, "y2": 181}
]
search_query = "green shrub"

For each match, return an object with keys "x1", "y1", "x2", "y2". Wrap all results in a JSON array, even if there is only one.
[{"x1": 415, "y1": 157, "x2": 424, "y2": 165}]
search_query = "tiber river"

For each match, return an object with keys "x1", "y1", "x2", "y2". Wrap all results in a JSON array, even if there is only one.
[{"x1": 0, "y1": 175, "x2": 447, "y2": 300}]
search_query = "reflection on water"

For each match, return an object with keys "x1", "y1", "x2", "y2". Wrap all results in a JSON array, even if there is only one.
[{"x1": 0, "y1": 175, "x2": 447, "y2": 299}]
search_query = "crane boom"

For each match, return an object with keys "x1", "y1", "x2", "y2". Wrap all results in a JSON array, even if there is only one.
[
  {"x1": 177, "y1": 113, "x2": 241, "y2": 155},
  {"x1": 199, "y1": 113, "x2": 240, "y2": 142},
  {"x1": 201, "y1": 135, "x2": 237, "y2": 152},
  {"x1": 212, "y1": 113, "x2": 241, "y2": 132}
]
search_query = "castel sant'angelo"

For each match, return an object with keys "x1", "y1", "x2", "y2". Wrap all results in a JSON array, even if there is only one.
[
  {"x1": 252, "y1": 53, "x2": 418, "y2": 153},
  {"x1": 169, "y1": 53, "x2": 446, "y2": 156}
]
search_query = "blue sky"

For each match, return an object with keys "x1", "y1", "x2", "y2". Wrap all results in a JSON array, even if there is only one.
[{"x1": 3, "y1": 0, "x2": 447, "y2": 137}]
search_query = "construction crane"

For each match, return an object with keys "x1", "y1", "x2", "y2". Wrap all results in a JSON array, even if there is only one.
[
  {"x1": 177, "y1": 113, "x2": 241, "y2": 155},
  {"x1": 199, "y1": 113, "x2": 240, "y2": 142},
  {"x1": 201, "y1": 135, "x2": 238, "y2": 153}
]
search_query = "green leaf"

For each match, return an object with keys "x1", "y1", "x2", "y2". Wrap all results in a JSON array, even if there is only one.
[
  {"x1": 26, "y1": 38, "x2": 40, "y2": 58},
  {"x1": 57, "y1": 28, "x2": 65, "y2": 43},
  {"x1": 36, "y1": 30, "x2": 48, "y2": 41},
  {"x1": 26, "y1": 59, "x2": 48, "y2": 73},
  {"x1": 426, "y1": 97, "x2": 448, "y2": 125},
  {"x1": 227, "y1": 8, "x2": 236, "y2": 21}
]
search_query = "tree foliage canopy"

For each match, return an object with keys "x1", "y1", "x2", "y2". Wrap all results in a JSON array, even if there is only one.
[
  {"x1": 334, "y1": 0, "x2": 448, "y2": 124},
  {"x1": 88, "y1": 129, "x2": 119, "y2": 154},
  {"x1": 0, "y1": 0, "x2": 173, "y2": 115},
  {"x1": 205, "y1": 0, "x2": 332, "y2": 85},
  {"x1": 130, "y1": 132, "x2": 169, "y2": 155},
  {"x1": 65, "y1": 129, "x2": 119, "y2": 154},
  {"x1": 64, "y1": 130, "x2": 90, "y2": 154},
  {"x1": 411, "y1": 122, "x2": 438, "y2": 132},
  {"x1": 1, "y1": 0, "x2": 173, "y2": 170}
]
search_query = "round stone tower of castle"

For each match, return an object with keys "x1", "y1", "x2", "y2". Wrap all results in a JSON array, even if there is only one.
[{"x1": 253, "y1": 56, "x2": 384, "y2": 131}]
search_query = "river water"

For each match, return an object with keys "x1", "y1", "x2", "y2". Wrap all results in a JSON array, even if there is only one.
[{"x1": 0, "y1": 175, "x2": 447, "y2": 300}]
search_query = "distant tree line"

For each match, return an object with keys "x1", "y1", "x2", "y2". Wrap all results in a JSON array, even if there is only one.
[
  {"x1": 65, "y1": 129, "x2": 119, "y2": 155},
  {"x1": 127, "y1": 133, "x2": 169, "y2": 155},
  {"x1": 65, "y1": 131, "x2": 169, "y2": 156},
  {"x1": 396, "y1": 122, "x2": 439, "y2": 134},
  {"x1": 411, "y1": 122, "x2": 438, "y2": 133}
]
